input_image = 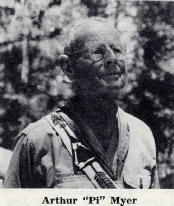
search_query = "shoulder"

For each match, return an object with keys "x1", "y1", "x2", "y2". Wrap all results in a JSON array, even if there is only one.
[
  {"x1": 22, "y1": 118, "x2": 53, "y2": 138},
  {"x1": 118, "y1": 107, "x2": 155, "y2": 152},
  {"x1": 118, "y1": 107, "x2": 153, "y2": 135},
  {"x1": 127, "y1": 113, "x2": 152, "y2": 134},
  {"x1": 17, "y1": 115, "x2": 61, "y2": 149}
]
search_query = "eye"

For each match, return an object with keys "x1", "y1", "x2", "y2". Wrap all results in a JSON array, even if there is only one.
[
  {"x1": 90, "y1": 47, "x2": 105, "y2": 62},
  {"x1": 111, "y1": 44, "x2": 125, "y2": 55},
  {"x1": 93, "y1": 47, "x2": 105, "y2": 54},
  {"x1": 112, "y1": 46, "x2": 122, "y2": 54}
]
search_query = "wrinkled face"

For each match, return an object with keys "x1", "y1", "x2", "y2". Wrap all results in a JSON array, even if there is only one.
[{"x1": 69, "y1": 21, "x2": 127, "y2": 97}]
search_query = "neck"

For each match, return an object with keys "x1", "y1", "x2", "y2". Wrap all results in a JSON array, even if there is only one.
[{"x1": 69, "y1": 94, "x2": 118, "y2": 120}]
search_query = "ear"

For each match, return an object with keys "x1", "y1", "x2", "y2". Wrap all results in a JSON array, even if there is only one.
[{"x1": 59, "y1": 55, "x2": 76, "y2": 81}]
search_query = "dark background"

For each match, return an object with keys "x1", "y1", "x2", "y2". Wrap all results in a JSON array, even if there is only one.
[{"x1": 0, "y1": 0, "x2": 173, "y2": 188}]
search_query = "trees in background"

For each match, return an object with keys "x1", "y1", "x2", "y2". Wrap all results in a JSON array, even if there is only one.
[
  {"x1": 123, "y1": 1, "x2": 174, "y2": 183},
  {"x1": 0, "y1": 0, "x2": 173, "y2": 186},
  {"x1": 0, "y1": 0, "x2": 88, "y2": 148}
]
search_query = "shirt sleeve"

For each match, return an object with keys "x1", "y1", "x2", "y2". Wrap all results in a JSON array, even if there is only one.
[{"x1": 4, "y1": 134, "x2": 36, "y2": 188}]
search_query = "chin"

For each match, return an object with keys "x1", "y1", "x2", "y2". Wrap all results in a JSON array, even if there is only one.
[
  {"x1": 106, "y1": 83, "x2": 126, "y2": 97},
  {"x1": 90, "y1": 85, "x2": 124, "y2": 99},
  {"x1": 74, "y1": 78, "x2": 126, "y2": 98}
]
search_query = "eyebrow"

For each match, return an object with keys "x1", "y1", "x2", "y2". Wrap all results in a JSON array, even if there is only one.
[
  {"x1": 69, "y1": 36, "x2": 124, "y2": 55},
  {"x1": 69, "y1": 45, "x2": 124, "y2": 57}
]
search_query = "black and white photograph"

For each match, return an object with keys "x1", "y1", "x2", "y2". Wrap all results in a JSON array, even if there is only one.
[{"x1": 0, "y1": 0, "x2": 174, "y2": 203}]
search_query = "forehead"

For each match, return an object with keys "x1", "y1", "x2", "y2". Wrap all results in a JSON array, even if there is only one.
[{"x1": 72, "y1": 21, "x2": 121, "y2": 49}]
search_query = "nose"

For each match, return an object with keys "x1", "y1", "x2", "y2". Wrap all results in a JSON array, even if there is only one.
[{"x1": 104, "y1": 47, "x2": 118, "y2": 68}]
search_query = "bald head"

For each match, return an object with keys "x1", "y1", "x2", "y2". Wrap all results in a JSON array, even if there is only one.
[{"x1": 64, "y1": 17, "x2": 121, "y2": 57}]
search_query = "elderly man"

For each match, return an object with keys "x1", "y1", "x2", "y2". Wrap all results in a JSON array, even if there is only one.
[{"x1": 4, "y1": 17, "x2": 159, "y2": 188}]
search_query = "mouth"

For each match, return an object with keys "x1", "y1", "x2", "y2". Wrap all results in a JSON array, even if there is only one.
[{"x1": 98, "y1": 73, "x2": 121, "y2": 80}]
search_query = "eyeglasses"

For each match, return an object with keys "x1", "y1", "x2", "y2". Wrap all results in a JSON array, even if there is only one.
[{"x1": 69, "y1": 43, "x2": 126, "y2": 62}]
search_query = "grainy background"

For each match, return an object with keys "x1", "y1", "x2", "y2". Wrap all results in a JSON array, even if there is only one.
[{"x1": 0, "y1": 0, "x2": 173, "y2": 188}]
